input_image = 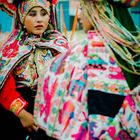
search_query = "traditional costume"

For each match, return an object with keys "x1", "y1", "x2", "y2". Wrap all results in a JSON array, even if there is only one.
[
  {"x1": 0, "y1": 0, "x2": 69, "y2": 139},
  {"x1": 34, "y1": 0, "x2": 140, "y2": 139}
]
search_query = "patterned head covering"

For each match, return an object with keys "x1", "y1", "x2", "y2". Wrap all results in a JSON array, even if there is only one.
[{"x1": 18, "y1": 0, "x2": 51, "y2": 24}]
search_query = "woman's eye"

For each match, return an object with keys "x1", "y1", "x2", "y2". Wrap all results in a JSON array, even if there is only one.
[
  {"x1": 28, "y1": 11, "x2": 36, "y2": 17},
  {"x1": 41, "y1": 9, "x2": 48, "y2": 16}
]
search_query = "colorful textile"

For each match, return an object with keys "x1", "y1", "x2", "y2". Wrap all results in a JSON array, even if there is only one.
[
  {"x1": 0, "y1": 29, "x2": 69, "y2": 116},
  {"x1": 0, "y1": 29, "x2": 69, "y2": 89},
  {"x1": 10, "y1": 97, "x2": 28, "y2": 116},
  {"x1": 34, "y1": 30, "x2": 140, "y2": 139},
  {"x1": 0, "y1": 29, "x2": 32, "y2": 89},
  {"x1": 0, "y1": 0, "x2": 16, "y2": 16},
  {"x1": 80, "y1": 0, "x2": 140, "y2": 90},
  {"x1": 0, "y1": 73, "x2": 27, "y2": 112}
]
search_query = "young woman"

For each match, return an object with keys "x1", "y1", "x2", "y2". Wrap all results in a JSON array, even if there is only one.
[
  {"x1": 34, "y1": 0, "x2": 140, "y2": 139},
  {"x1": 0, "y1": 0, "x2": 70, "y2": 140}
]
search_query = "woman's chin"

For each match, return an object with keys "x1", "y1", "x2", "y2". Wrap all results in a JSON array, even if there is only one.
[{"x1": 33, "y1": 30, "x2": 45, "y2": 35}]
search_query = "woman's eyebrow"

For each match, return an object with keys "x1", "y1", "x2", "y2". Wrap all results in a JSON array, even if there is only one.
[
  {"x1": 41, "y1": 8, "x2": 49, "y2": 14},
  {"x1": 29, "y1": 10, "x2": 36, "y2": 13},
  {"x1": 41, "y1": 9, "x2": 46, "y2": 12}
]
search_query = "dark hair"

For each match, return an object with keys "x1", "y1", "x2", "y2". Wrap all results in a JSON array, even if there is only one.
[
  {"x1": 12, "y1": 0, "x2": 25, "y2": 7},
  {"x1": 107, "y1": 0, "x2": 132, "y2": 7}
]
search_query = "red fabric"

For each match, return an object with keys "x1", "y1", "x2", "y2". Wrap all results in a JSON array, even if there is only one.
[
  {"x1": 0, "y1": 73, "x2": 27, "y2": 111},
  {"x1": 0, "y1": 0, "x2": 16, "y2": 16},
  {"x1": 52, "y1": 0, "x2": 58, "y2": 5}
]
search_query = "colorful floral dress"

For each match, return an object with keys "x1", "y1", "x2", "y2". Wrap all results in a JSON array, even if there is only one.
[
  {"x1": 34, "y1": 30, "x2": 140, "y2": 140},
  {"x1": 0, "y1": 29, "x2": 70, "y2": 114}
]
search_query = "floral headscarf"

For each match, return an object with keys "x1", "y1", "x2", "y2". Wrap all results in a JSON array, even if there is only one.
[
  {"x1": 18, "y1": 0, "x2": 51, "y2": 24},
  {"x1": 11, "y1": 0, "x2": 58, "y2": 30}
]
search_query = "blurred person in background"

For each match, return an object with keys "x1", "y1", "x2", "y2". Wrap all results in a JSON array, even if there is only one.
[{"x1": 34, "y1": 0, "x2": 140, "y2": 139}]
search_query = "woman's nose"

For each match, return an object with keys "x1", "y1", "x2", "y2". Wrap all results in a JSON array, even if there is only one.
[{"x1": 36, "y1": 15, "x2": 42, "y2": 22}]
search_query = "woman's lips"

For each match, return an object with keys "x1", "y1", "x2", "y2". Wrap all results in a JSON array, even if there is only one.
[{"x1": 35, "y1": 25, "x2": 43, "y2": 29}]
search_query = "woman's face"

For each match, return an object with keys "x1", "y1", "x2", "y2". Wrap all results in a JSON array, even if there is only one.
[
  {"x1": 79, "y1": 8, "x2": 93, "y2": 33},
  {"x1": 24, "y1": 6, "x2": 50, "y2": 35}
]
